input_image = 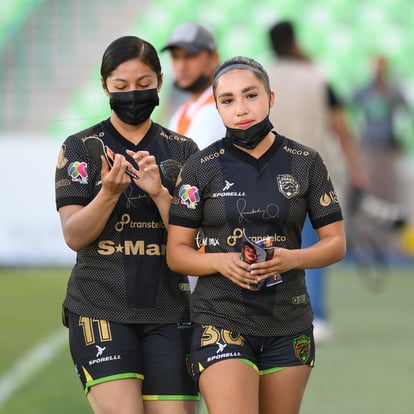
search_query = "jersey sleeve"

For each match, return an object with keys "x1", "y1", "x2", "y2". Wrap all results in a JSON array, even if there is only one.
[
  {"x1": 306, "y1": 151, "x2": 343, "y2": 229},
  {"x1": 55, "y1": 135, "x2": 97, "y2": 210},
  {"x1": 169, "y1": 153, "x2": 204, "y2": 229}
]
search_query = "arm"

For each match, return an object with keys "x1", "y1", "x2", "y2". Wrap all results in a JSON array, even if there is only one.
[
  {"x1": 59, "y1": 154, "x2": 132, "y2": 251},
  {"x1": 126, "y1": 150, "x2": 172, "y2": 228},
  {"x1": 327, "y1": 85, "x2": 367, "y2": 189},
  {"x1": 251, "y1": 221, "x2": 346, "y2": 282},
  {"x1": 329, "y1": 107, "x2": 367, "y2": 188},
  {"x1": 151, "y1": 187, "x2": 172, "y2": 228}
]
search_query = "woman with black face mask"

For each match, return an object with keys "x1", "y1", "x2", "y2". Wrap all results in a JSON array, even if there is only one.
[
  {"x1": 55, "y1": 36, "x2": 199, "y2": 414},
  {"x1": 167, "y1": 56, "x2": 346, "y2": 414}
]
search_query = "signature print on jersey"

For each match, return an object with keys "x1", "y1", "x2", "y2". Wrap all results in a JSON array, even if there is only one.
[{"x1": 236, "y1": 198, "x2": 280, "y2": 224}]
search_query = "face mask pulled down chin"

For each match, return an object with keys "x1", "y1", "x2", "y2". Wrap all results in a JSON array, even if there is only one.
[
  {"x1": 225, "y1": 117, "x2": 273, "y2": 149},
  {"x1": 109, "y1": 88, "x2": 159, "y2": 126}
]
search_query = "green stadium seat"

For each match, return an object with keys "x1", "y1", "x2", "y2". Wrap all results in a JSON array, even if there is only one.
[{"x1": 41, "y1": 0, "x2": 413, "y2": 159}]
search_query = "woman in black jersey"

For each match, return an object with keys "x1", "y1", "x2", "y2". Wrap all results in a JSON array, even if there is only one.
[
  {"x1": 55, "y1": 36, "x2": 198, "y2": 414},
  {"x1": 167, "y1": 56, "x2": 346, "y2": 414}
]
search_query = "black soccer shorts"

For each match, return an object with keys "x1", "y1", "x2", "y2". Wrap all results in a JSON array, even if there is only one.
[
  {"x1": 65, "y1": 308, "x2": 198, "y2": 400},
  {"x1": 190, "y1": 323, "x2": 315, "y2": 383}
]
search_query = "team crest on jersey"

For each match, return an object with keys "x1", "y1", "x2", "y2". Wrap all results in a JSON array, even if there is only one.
[
  {"x1": 179, "y1": 184, "x2": 200, "y2": 209},
  {"x1": 293, "y1": 335, "x2": 311, "y2": 363},
  {"x1": 185, "y1": 354, "x2": 193, "y2": 378},
  {"x1": 160, "y1": 159, "x2": 183, "y2": 184},
  {"x1": 277, "y1": 174, "x2": 300, "y2": 199},
  {"x1": 68, "y1": 161, "x2": 88, "y2": 184}
]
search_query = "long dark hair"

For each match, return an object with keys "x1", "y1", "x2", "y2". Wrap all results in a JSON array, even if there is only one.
[{"x1": 100, "y1": 36, "x2": 162, "y2": 85}]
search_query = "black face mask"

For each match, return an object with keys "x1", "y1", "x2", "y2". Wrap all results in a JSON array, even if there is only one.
[
  {"x1": 109, "y1": 89, "x2": 159, "y2": 126},
  {"x1": 174, "y1": 75, "x2": 210, "y2": 93},
  {"x1": 225, "y1": 116, "x2": 274, "y2": 149}
]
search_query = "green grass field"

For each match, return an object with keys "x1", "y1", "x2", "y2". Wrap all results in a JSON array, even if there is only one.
[{"x1": 0, "y1": 265, "x2": 412, "y2": 413}]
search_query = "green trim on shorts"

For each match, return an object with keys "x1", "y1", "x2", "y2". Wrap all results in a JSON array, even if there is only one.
[
  {"x1": 239, "y1": 358, "x2": 260, "y2": 373},
  {"x1": 84, "y1": 372, "x2": 143, "y2": 395},
  {"x1": 259, "y1": 366, "x2": 287, "y2": 376},
  {"x1": 239, "y1": 358, "x2": 287, "y2": 375},
  {"x1": 143, "y1": 394, "x2": 200, "y2": 401}
]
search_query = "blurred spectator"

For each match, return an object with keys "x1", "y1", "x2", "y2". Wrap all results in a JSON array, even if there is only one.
[
  {"x1": 351, "y1": 55, "x2": 409, "y2": 203},
  {"x1": 267, "y1": 20, "x2": 366, "y2": 344},
  {"x1": 161, "y1": 22, "x2": 225, "y2": 149}
]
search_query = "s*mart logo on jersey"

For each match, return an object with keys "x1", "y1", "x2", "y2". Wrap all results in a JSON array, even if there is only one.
[
  {"x1": 96, "y1": 213, "x2": 166, "y2": 256},
  {"x1": 97, "y1": 240, "x2": 166, "y2": 256}
]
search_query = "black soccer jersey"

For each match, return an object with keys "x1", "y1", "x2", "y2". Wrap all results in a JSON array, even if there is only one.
[
  {"x1": 55, "y1": 120, "x2": 199, "y2": 324},
  {"x1": 169, "y1": 132, "x2": 343, "y2": 336}
]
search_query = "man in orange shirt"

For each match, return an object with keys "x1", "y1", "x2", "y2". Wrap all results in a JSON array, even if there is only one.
[{"x1": 162, "y1": 22, "x2": 225, "y2": 149}]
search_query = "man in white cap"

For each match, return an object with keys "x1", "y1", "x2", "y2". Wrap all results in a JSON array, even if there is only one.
[{"x1": 162, "y1": 22, "x2": 225, "y2": 150}]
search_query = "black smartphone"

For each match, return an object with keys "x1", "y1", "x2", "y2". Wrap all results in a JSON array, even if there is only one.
[{"x1": 83, "y1": 136, "x2": 138, "y2": 179}]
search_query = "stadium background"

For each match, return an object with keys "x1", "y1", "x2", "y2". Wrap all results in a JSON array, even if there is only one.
[
  {"x1": 0, "y1": 1, "x2": 413, "y2": 413},
  {"x1": 1, "y1": 0, "x2": 414, "y2": 266}
]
